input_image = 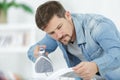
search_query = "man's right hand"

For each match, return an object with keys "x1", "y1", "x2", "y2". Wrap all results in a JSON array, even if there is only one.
[{"x1": 33, "y1": 45, "x2": 46, "y2": 58}]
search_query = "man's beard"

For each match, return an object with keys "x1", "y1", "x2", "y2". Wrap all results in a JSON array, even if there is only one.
[{"x1": 58, "y1": 34, "x2": 72, "y2": 45}]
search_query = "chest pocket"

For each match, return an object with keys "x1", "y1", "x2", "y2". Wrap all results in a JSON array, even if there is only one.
[
  {"x1": 81, "y1": 41, "x2": 103, "y2": 61},
  {"x1": 82, "y1": 24, "x2": 104, "y2": 61},
  {"x1": 88, "y1": 46, "x2": 103, "y2": 60}
]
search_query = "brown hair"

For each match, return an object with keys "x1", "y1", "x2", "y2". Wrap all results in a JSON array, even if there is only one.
[{"x1": 35, "y1": 1, "x2": 66, "y2": 30}]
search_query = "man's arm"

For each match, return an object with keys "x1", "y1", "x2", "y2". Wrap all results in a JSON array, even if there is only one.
[
  {"x1": 27, "y1": 34, "x2": 58, "y2": 62},
  {"x1": 93, "y1": 22, "x2": 120, "y2": 73}
]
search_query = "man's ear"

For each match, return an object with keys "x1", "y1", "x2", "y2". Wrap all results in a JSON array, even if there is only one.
[{"x1": 65, "y1": 11, "x2": 71, "y2": 20}]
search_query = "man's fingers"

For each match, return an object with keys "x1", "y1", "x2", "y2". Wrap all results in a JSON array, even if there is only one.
[
  {"x1": 73, "y1": 62, "x2": 85, "y2": 70},
  {"x1": 40, "y1": 45, "x2": 46, "y2": 49},
  {"x1": 34, "y1": 46, "x2": 40, "y2": 58},
  {"x1": 72, "y1": 62, "x2": 95, "y2": 80},
  {"x1": 45, "y1": 52, "x2": 49, "y2": 56}
]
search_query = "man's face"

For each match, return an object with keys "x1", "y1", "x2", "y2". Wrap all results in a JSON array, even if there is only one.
[{"x1": 44, "y1": 12, "x2": 74, "y2": 45}]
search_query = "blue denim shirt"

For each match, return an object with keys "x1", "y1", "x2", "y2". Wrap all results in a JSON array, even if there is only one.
[{"x1": 28, "y1": 14, "x2": 120, "y2": 80}]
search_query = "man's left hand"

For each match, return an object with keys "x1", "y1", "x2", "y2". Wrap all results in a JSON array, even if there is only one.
[{"x1": 72, "y1": 62, "x2": 98, "y2": 80}]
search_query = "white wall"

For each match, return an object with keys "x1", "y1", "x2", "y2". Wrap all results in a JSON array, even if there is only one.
[
  {"x1": 28, "y1": 0, "x2": 120, "y2": 27},
  {"x1": 8, "y1": 0, "x2": 120, "y2": 28}
]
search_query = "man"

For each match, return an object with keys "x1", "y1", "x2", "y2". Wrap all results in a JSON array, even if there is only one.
[{"x1": 28, "y1": 1, "x2": 120, "y2": 80}]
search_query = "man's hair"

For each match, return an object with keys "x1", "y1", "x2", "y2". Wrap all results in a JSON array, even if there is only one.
[{"x1": 35, "y1": 1, "x2": 66, "y2": 30}]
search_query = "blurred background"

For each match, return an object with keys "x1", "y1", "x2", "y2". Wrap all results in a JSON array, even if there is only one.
[{"x1": 0, "y1": 0, "x2": 120, "y2": 80}]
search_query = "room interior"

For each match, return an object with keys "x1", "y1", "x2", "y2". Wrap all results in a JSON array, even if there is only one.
[{"x1": 0, "y1": 0, "x2": 120, "y2": 80}]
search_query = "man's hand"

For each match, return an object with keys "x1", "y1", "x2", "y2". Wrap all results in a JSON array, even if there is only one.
[
  {"x1": 33, "y1": 45, "x2": 46, "y2": 58},
  {"x1": 72, "y1": 62, "x2": 98, "y2": 80}
]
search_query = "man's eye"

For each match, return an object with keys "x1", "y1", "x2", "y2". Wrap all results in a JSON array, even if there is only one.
[
  {"x1": 49, "y1": 32, "x2": 55, "y2": 35},
  {"x1": 57, "y1": 24, "x2": 62, "y2": 29}
]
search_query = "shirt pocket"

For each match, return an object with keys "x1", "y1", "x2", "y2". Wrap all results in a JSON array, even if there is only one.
[{"x1": 88, "y1": 47, "x2": 103, "y2": 60}]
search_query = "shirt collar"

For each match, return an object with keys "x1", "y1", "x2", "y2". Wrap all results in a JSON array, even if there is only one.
[{"x1": 71, "y1": 14, "x2": 86, "y2": 45}]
